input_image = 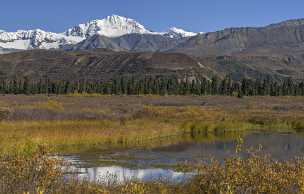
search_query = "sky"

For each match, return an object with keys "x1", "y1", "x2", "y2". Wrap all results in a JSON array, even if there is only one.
[{"x1": 0, "y1": 0, "x2": 304, "y2": 33}]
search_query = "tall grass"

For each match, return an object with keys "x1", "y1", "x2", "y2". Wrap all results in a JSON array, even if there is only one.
[
  {"x1": 1, "y1": 146, "x2": 304, "y2": 194},
  {"x1": 0, "y1": 104, "x2": 304, "y2": 154}
]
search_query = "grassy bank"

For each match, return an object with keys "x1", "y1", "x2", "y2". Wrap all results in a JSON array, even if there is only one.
[{"x1": 1, "y1": 147, "x2": 304, "y2": 194}]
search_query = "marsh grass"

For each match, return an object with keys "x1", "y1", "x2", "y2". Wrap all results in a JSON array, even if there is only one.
[
  {"x1": 1, "y1": 146, "x2": 304, "y2": 194},
  {"x1": 0, "y1": 104, "x2": 304, "y2": 154}
]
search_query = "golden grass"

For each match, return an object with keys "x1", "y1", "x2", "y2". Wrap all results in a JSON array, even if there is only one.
[
  {"x1": 16, "y1": 99, "x2": 64, "y2": 112},
  {"x1": 0, "y1": 104, "x2": 303, "y2": 154},
  {"x1": 0, "y1": 119, "x2": 194, "y2": 154}
]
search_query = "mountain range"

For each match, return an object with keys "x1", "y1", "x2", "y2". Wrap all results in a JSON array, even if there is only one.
[
  {"x1": 0, "y1": 15, "x2": 198, "y2": 52},
  {"x1": 0, "y1": 15, "x2": 304, "y2": 81}
]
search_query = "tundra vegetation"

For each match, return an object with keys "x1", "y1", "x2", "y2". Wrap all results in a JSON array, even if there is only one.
[
  {"x1": 1, "y1": 144, "x2": 304, "y2": 194},
  {"x1": 0, "y1": 95, "x2": 304, "y2": 193}
]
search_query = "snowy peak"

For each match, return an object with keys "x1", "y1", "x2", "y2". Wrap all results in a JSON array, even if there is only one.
[
  {"x1": 0, "y1": 29, "x2": 82, "y2": 50},
  {"x1": 165, "y1": 27, "x2": 198, "y2": 39},
  {"x1": 65, "y1": 15, "x2": 152, "y2": 38},
  {"x1": 0, "y1": 15, "x2": 201, "y2": 52}
]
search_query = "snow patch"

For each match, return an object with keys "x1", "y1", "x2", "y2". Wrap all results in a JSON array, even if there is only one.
[
  {"x1": 0, "y1": 39, "x2": 31, "y2": 50},
  {"x1": 165, "y1": 27, "x2": 197, "y2": 39},
  {"x1": 65, "y1": 15, "x2": 153, "y2": 38}
]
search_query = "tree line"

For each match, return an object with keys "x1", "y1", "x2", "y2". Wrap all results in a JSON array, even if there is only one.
[{"x1": 0, "y1": 76, "x2": 304, "y2": 96}]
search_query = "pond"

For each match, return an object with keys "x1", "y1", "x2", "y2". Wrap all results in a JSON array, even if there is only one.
[{"x1": 63, "y1": 131, "x2": 304, "y2": 184}]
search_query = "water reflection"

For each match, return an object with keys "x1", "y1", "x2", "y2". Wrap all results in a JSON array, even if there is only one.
[
  {"x1": 76, "y1": 166, "x2": 195, "y2": 184},
  {"x1": 64, "y1": 131, "x2": 304, "y2": 183}
]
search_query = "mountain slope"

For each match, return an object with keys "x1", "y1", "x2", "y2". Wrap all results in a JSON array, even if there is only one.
[
  {"x1": 0, "y1": 49, "x2": 212, "y2": 82},
  {"x1": 69, "y1": 33, "x2": 188, "y2": 52},
  {"x1": 66, "y1": 35, "x2": 125, "y2": 51},
  {"x1": 164, "y1": 18, "x2": 304, "y2": 80},
  {"x1": 172, "y1": 18, "x2": 304, "y2": 57}
]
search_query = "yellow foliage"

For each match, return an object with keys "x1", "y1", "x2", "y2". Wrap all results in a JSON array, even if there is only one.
[{"x1": 2, "y1": 148, "x2": 304, "y2": 194}]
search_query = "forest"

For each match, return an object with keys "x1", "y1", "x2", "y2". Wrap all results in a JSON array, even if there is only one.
[{"x1": 0, "y1": 76, "x2": 304, "y2": 96}]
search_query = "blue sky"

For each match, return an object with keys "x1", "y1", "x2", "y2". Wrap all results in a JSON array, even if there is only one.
[{"x1": 1, "y1": 0, "x2": 304, "y2": 32}]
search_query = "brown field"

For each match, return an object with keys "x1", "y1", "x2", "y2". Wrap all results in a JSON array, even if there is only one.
[{"x1": 1, "y1": 95, "x2": 303, "y2": 121}]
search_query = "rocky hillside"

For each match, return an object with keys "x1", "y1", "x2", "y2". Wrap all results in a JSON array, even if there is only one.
[
  {"x1": 67, "y1": 33, "x2": 188, "y2": 52},
  {"x1": 171, "y1": 19, "x2": 304, "y2": 57}
]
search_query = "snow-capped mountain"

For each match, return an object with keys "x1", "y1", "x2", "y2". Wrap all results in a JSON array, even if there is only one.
[
  {"x1": 164, "y1": 27, "x2": 198, "y2": 39},
  {"x1": 0, "y1": 15, "x2": 198, "y2": 52},
  {"x1": 0, "y1": 29, "x2": 82, "y2": 50},
  {"x1": 65, "y1": 15, "x2": 154, "y2": 38}
]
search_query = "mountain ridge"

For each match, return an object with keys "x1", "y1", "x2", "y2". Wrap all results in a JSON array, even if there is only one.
[
  {"x1": 1, "y1": 17, "x2": 304, "y2": 81},
  {"x1": 0, "y1": 15, "x2": 197, "y2": 51}
]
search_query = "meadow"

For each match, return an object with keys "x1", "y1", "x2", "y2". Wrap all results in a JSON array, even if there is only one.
[
  {"x1": 0, "y1": 95, "x2": 304, "y2": 154},
  {"x1": 1, "y1": 95, "x2": 304, "y2": 193}
]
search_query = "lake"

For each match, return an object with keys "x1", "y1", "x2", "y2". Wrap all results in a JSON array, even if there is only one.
[{"x1": 63, "y1": 131, "x2": 304, "y2": 184}]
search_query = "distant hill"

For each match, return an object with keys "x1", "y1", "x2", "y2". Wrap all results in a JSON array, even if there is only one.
[
  {"x1": 171, "y1": 19, "x2": 304, "y2": 57},
  {"x1": 0, "y1": 49, "x2": 213, "y2": 82}
]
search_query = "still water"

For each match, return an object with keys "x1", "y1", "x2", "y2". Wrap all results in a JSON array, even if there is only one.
[{"x1": 63, "y1": 131, "x2": 304, "y2": 183}]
